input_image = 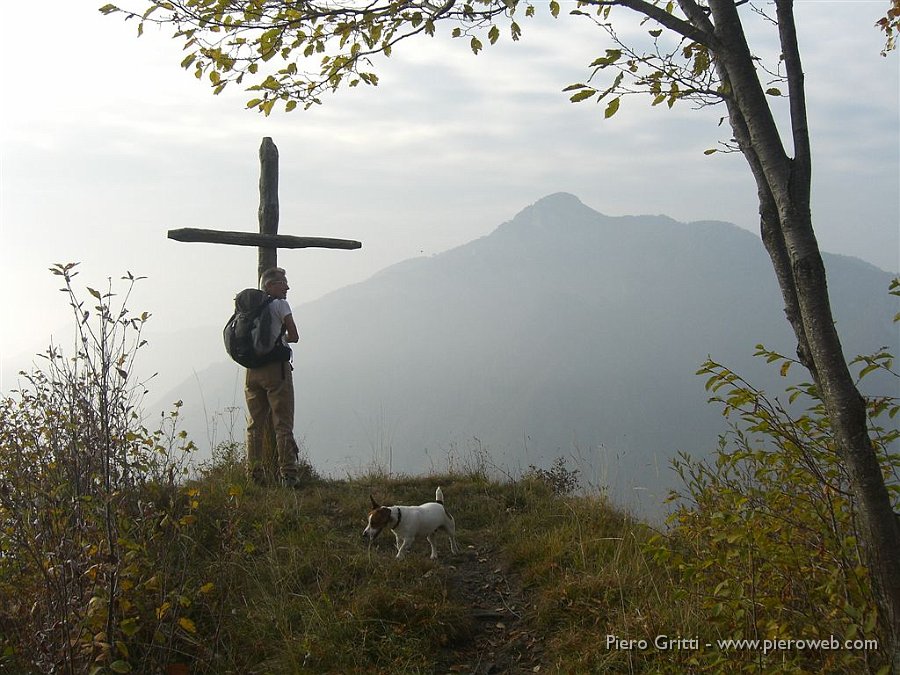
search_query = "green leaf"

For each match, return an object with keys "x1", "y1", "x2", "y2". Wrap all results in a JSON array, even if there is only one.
[
  {"x1": 765, "y1": 87, "x2": 782, "y2": 96},
  {"x1": 604, "y1": 96, "x2": 620, "y2": 118},
  {"x1": 590, "y1": 49, "x2": 622, "y2": 68},
  {"x1": 858, "y1": 363, "x2": 880, "y2": 378},
  {"x1": 120, "y1": 617, "x2": 139, "y2": 637},
  {"x1": 488, "y1": 25, "x2": 500, "y2": 45},
  {"x1": 109, "y1": 662, "x2": 132, "y2": 674},
  {"x1": 549, "y1": 0, "x2": 560, "y2": 17},
  {"x1": 703, "y1": 148, "x2": 717, "y2": 155},
  {"x1": 470, "y1": 36, "x2": 482, "y2": 54},
  {"x1": 569, "y1": 89, "x2": 596, "y2": 103},
  {"x1": 99, "y1": 4, "x2": 119, "y2": 15}
]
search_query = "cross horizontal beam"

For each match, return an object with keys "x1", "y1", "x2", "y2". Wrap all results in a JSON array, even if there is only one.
[{"x1": 168, "y1": 227, "x2": 362, "y2": 250}]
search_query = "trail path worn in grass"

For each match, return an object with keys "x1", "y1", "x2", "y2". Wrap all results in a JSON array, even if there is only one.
[{"x1": 434, "y1": 541, "x2": 544, "y2": 675}]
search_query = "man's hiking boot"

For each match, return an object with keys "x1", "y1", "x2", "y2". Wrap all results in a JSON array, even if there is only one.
[
  {"x1": 280, "y1": 474, "x2": 302, "y2": 489},
  {"x1": 249, "y1": 469, "x2": 269, "y2": 487}
]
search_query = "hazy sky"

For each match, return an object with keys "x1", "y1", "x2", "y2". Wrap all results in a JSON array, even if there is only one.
[{"x1": 1, "y1": 1, "x2": 898, "y2": 390}]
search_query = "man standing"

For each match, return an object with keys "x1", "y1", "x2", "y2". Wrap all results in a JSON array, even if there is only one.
[{"x1": 245, "y1": 266, "x2": 301, "y2": 487}]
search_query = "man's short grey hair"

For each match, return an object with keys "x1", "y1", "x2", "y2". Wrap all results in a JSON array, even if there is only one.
[{"x1": 259, "y1": 266, "x2": 287, "y2": 291}]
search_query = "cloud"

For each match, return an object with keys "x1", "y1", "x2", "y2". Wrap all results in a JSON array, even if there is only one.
[{"x1": 1, "y1": 0, "x2": 897, "y2": 378}]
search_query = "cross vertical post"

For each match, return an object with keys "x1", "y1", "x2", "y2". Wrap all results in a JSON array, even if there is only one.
[
  {"x1": 257, "y1": 137, "x2": 280, "y2": 479},
  {"x1": 258, "y1": 137, "x2": 279, "y2": 282}
]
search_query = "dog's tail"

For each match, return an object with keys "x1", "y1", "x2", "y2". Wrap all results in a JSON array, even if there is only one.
[{"x1": 436, "y1": 486, "x2": 456, "y2": 525}]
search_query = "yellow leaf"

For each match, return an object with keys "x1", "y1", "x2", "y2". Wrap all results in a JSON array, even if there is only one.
[
  {"x1": 199, "y1": 582, "x2": 215, "y2": 595},
  {"x1": 178, "y1": 617, "x2": 197, "y2": 634}
]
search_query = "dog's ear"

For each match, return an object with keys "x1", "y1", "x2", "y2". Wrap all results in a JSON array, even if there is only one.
[{"x1": 369, "y1": 494, "x2": 380, "y2": 509}]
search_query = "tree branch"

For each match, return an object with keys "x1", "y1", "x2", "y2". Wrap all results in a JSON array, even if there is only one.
[
  {"x1": 775, "y1": 0, "x2": 811, "y2": 210},
  {"x1": 580, "y1": 0, "x2": 719, "y2": 49}
]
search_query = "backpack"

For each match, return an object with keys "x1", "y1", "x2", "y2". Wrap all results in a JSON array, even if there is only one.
[{"x1": 223, "y1": 289, "x2": 292, "y2": 368}]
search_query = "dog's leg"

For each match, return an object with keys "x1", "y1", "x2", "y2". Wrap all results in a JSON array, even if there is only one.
[
  {"x1": 445, "y1": 520, "x2": 461, "y2": 554},
  {"x1": 426, "y1": 534, "x2": 438, "y2": 560},
  {"x1": 396, "y1": 536, "x2": 413, "y2": 559}
]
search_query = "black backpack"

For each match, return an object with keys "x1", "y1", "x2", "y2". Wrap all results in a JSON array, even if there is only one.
[{"x1": 223, "y1": 289, "x2": 292, "y2": 368}]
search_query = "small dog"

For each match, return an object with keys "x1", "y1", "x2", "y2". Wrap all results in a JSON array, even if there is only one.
[{"x1": 363, "y1": 487, "x2": 460, "y2": 559}]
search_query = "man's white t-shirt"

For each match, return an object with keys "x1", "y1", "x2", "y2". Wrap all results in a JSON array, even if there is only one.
[{"x1": 268, "y1": 298, "x2": 293, "y2": 345}]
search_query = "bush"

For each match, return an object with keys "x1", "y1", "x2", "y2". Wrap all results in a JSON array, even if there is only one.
[
  {"x1": 0, "y1": 264, "x2": 206, "y2": 674},
  {"x1": 523, "y1": 456, "x2": 581, "y2": 496},
  {"x1": 645, "y1": 337, "x2": 898, "y2": 673}
]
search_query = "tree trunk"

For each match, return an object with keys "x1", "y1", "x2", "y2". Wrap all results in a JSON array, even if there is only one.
[{"x1": 706, "y1": 0, "x2": 900, "y2": 666}]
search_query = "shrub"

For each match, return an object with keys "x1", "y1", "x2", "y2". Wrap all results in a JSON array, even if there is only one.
[
  {"x1": 0, "y1": 264, "x2": 205, "y2": 674},
  {"x1": 645, "y1": 332, "x2": 898, "y2": 673},
  {"x1": 523, "y1": 456, "x2": 581, "y2": 496}
]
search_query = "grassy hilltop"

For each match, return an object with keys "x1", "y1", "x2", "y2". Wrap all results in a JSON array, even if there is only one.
[{"x1": 1, "y1": 443, "x2": 893, "y2": 674}]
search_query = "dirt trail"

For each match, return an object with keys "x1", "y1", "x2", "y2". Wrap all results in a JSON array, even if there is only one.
[{"x1": 435, "y1": 542, "x2": 544, "y2": 675}]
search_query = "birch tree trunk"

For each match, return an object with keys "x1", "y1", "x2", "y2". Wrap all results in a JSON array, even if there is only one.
[{"x1": 704, "y1": 0, "x2": 900, "y2": 667}]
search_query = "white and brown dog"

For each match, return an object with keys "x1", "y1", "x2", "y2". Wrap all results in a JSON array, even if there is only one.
[{"x1": 363, "y1": 487, "x2": 460, "y2": 559}]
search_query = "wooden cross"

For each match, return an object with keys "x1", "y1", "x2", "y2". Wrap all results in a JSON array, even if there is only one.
[
  {"x1": 167, "y1": 137, "x2": 361, "y2": 479},
  {"x1": 167, "y1": 137, "x2": 361, "y2": 282}
]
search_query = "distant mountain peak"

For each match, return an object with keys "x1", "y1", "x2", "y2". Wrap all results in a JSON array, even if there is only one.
[
  {"x1": 528, "y1": 193, "x2": 597, "y2": 219},
  {"x1": 495, "y1": 192, "x2": 605, "y2": 237},
  {"x1": 533, "y1": 192, "x2": 585, "y2": 208}
]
